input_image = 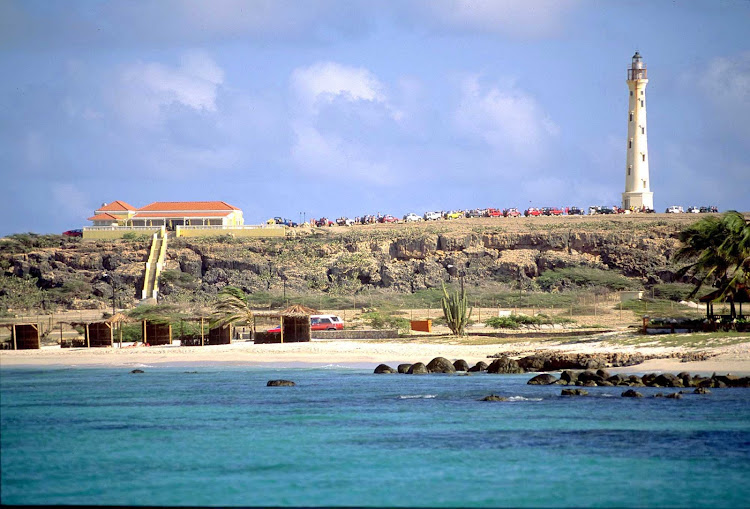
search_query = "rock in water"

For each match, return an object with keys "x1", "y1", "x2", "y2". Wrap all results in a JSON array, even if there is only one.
[
  {"x1": 407, "y1": 362, "x2": 428, "y2": 375},
  {"x1": 621, "y1": 389, "x2": 643, "y2": 398},
  {"x1": 453, "y1": 359, "x2": 470, "y2": 372},
  {"x1": 561, "y1": 389, "x2": 588, "y2": 396},
  {"x1": 267, "y1": 380, "x2": 296, "y2": 387},
  {"x1": 426, "y1": 357, "x2": 456, "y2": 374},
  {"x1": 527, "y1": 374, "x2": 558, "y2": 385},
  {"x1": 397, "y1": 364, "x2": 412, "y2": 374},
  {"x1": 130, "y1": 369, "x2": 144, "y2": 374},
  {"x1": 468, "y1": 361, "x2": 488, "y2": 372},
  {"x1": 480, "y1": 394, "x2": 508, "y2": 402},
  {"x1": 486, "y1": 356, "x2": 523, "y2": 374},
  {"x1": 374, "y1": 364, "x2": 396, "y2": 374}
]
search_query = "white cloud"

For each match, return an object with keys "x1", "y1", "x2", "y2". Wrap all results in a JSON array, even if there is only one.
[
  {"x1": 24, "y1": 131, "x2": 47, "y2": 168},
  {"x1": 289, "y1": 62, "x2": 402, "y2": 183},
  {"x1": 453, "y1": 75, "x2": 559, "y2": 162},
  {"x1": 696, "y1": 52, "x2": 750, "y2": 139},
  {"x1": 290, "y1": 122, "x2": 393, "y2": 185},
  {"x1": 113, "y1": 51, "x2": 224, "y2": 128},
  {"x1": 402, "y1": 0, "x2": 579, "y2": 38},
  {"x1": 291, "y1": 61, "x2": 392, "y2": 115}
]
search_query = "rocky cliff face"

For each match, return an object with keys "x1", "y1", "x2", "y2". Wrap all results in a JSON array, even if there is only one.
[{"x1": 1, "y1": 220, "x2": 685, "y2": 310}]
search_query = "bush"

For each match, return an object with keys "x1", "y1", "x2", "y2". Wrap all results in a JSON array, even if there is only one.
[
  {"x1": 484, "y1": 313, "x2": 573, "y2": 329},
  {"x1": 359, "y1": 311, "x2": 410, "y2": 331},
  {"x1": 537, "y1": 267, "x2": 638, "y2": 292},
  {"x1": 651, "y1": 283, "x2": 697, "y2": 302}
]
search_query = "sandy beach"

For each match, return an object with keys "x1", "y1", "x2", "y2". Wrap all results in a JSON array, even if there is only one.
[{"x1": 2, "y1": 334, "x2": 749, "y2": 375}]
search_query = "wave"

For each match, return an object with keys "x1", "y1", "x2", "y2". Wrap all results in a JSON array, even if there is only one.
[
  {"x1": 506, "y1": 396, "x2": 543, "y2": 402},
  {"x1": 398, "y1": 394, "x2": 437, "y2": 400}
]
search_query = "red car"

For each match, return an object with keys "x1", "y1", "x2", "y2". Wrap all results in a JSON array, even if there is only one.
[
  {"x1": 379, "y1": 215, "x2": 398, "y2": 223},
  {"x1": 315, "y1": 218, "x2": 334, "y2": 227},
  {"x1": 503, "y1": 208, "x2": 521, "y2": 218},
  {"x1": 524, "y1": 207, "x2": 542, "y2": 217},
  {"x1": 62, "y1": 229, "x2": 83, "y2": 237},
  {"x1": 487, "y1": 208, "x2": 502, "y2": 217}
]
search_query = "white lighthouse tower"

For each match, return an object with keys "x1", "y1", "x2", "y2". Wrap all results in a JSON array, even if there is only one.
[{"x1": 622, "y1": 51, "x2": 654, "y2": 211}]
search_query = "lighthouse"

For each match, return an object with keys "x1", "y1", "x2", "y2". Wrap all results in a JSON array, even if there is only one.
[{"x1": 622, "y1": 51, "x2": 654, "y2": 211}]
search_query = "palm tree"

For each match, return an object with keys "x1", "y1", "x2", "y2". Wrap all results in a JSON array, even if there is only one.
[
  {"x1": 675, "y1": 211, "x2": 750, "y2": 318},
  {"x1": 210, "y1": 286, "x2": 254, "y2": 328}
]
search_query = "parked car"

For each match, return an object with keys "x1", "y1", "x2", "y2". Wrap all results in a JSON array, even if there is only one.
[
  {"x1": 542, "y1": 207, "x2": 563, "y2": 216},
  {"x1": 687, "y1": 206, "x2": 700, "y2": 213},
  {"x1": 62, "y1": 229, "x2": 83, "y2": 237},
  {"x1": 487, "y1": 208, "x2": 503, "y2": 217},
  {"x1": 699, "y1": 206, "x2": 718, "y2": 213},
  {"x1": 665, "y1": 205, "x2": 684, "y2": 214},
  {"x1": 315, "y1": 217, "x2": 334, "y2": 227},
  {"x1": 503, "y1": 208, "x2": 521, "y2": 218},
  {"x1": 403, "y1": 213, "x2": 422, "y2": 222},
  {"x1": 424, "y1": 211, "x2": 442, "y2": 221},
  {"x1": 336, "y1": 217, "x2": 355, "y2": 226},
  {"x1": 444, "y1": 210, "x2": 463, "y2": 220},
  {"x1": 524, "y1": 207, "x2": 542, "y2": 217},
  {"x1": 568, "y1": 207, "x2": 585, "y2": 215},
  {"x1": 379, "y1": 214, "x2": 398, "y2": 223},
  {"x1": 465, "y1": 209, "x2": 484, "y2": 218},
  {"x1": 268, "y1": 314, "x2": 344, "y2": 333}
]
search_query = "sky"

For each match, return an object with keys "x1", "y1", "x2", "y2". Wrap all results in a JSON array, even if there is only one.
[{"x1": 1, "y1": 0, "x2": 748, "y2": 236}]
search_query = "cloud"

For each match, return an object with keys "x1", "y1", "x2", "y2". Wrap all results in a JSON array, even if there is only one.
[
  {"x1": 291, "y1": 61, "x2": 395, "y2": 116},
  {"x1": 696, "y1": 52, "x2": 750, "y2": 139},
  {"x1": 397, "y1": 0, "x2": 580, "y2": 38},
  {"x1": 453, "y1": 75, "x2": 559, "y2": 164},
  {"x1": 111, "y1": 51, "x2": 224, "y2": 128},
  {"x1": 289, "y1": 62, "x2": 401, "y2": 183},
  {"x1": 51, "y1": 183, "x2": 94, "y2": 224}
]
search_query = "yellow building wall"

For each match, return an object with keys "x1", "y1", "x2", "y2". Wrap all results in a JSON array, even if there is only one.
[{"x1": 176, "y1": 227, "x2": 285, "y2": 238}]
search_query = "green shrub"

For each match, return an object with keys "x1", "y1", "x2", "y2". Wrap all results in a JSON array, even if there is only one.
[
  {"x1": 484, "y1": 313, "x2": 573, "y2": 329},
  {"x1": 360, "y1": 311, "x2": 410, "y2": 331},
  {"x1": 537, "y1": 267, "x2": 638, "y2": 292},
  {"x1": 651, "y1": 283, "x2": 697, "y2": 302}
]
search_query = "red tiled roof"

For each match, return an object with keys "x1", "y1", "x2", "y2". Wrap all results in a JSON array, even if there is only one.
[
  {"x1": 131, "y1": 212, "x2": 233, "y2": 218},
  {"x1": 137, "y1": 201, "x2": 240, "y2": 212},
  {"x1": 97, "y1": 200, "x2": 136, "y2": 212},
  {"x1": 87, "y1": 213, "x2": 120, "y2": 221}
]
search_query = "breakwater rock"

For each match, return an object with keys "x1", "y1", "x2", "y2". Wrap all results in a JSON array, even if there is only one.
[{"x1": 526, "y1": 371, "x2": 750, "y2": 389}]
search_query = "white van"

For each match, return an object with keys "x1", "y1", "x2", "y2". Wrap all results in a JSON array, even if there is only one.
[{"x1": 311, "y1": 315, "x2": 344, "y2": 330}]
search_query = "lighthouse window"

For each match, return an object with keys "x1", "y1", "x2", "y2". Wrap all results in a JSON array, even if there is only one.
[
  {"x1": 628, "y1": 139, "x2": 632, "y2": 148},
  {"x1": 629, "y1": 113, "x2": 633, "y2": 121},
  {"x1": 642, "y1": 154, "x2": 646, "y2": 162},
  {"x1": 640, "y1": 91, "x2": 644, "y2": 95},
  {"x1": 641, "y1": 127, "x2": 645, "y2": 134},
  {"x1": 630, "y1": 91, "x2": 633, "y2": 96},
  {"x1": 640, "y1": 100, "x2": 644, "y2": 107},
  {"x1": 628, "y1": 166, "x2": 632, "y2": 176},
  {"x1": 643, "y1": 180, "x2": 647, "y2": 189}
]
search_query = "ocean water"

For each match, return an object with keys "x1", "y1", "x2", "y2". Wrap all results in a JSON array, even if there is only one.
[{"x1": 1, "y1": 365, "x2": 749, "y2": 507}]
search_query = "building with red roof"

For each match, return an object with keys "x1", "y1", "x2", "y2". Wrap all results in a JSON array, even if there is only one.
[{"x1": 87, "y1": 201, "x2": 244, "y2": 229}]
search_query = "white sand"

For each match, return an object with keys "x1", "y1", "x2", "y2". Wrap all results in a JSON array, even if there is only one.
[{"x1": 2, "y1": 336, "x2": 749, "y2": 375}]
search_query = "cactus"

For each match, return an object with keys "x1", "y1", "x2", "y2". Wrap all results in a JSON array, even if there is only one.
[{"x1": 441, "y1": 283, "x2": 473, "y2": 336}]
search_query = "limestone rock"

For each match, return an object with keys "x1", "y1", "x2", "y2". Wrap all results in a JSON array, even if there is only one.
[
  {"x1": 426, "y1": 357, "x2": 456, "y2": 374},
  {"x1": 407, "y1": 362, "x2": 428, "y2": 375},
  {"x1": 527, "y1": 374, "x2": 558, "y2": 385},
  {"x1": 374, "y1": 364, "x2": 396, "y2": 374},
  {"x1": 267, "y1": 380, "x2": 295, "y2": 386}
]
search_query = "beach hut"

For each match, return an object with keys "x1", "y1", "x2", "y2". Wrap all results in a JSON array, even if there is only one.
[
  {"x1": 0, "y1": 323, "x2": 41, "y2": 350},
  {"x1": 252, "y1": 305, "x2": 313, "y2": 344},
  {"x1": 699, "y1": 284, "x2": 749, "y2": 321},
  {"x1": 142, "y1": 320, "x2": 172, "y2": 346}
]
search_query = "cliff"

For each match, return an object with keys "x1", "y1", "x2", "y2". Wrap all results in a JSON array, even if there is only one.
[{"x1": 0, "y1": 216, "x2": 692, "y2": 311}]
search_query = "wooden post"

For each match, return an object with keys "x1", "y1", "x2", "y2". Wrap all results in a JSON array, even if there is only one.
[
  {"x1": 279, "y1": 316, "x2": 284, "y2": 343},
  {"x1": 142, "y1": 320, "x2": 147, "y2": 345},
  {"x1": 60, "y1": 323, "x2": 63, "y2": 347},
  {"x1": 201, "y1": 317, "x2": 205, "y2": 346},
  {"x1": 119, "y1": 324, "x2": 123, "y2": 348},
  {"x1": 85, "y1": 323, "x2": 90, "y2": 348},
  {"x1": 12, "y1": 325, "x2": 17, "y2": 351}
]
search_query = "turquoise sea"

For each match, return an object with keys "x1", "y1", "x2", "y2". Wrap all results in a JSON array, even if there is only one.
[{"x1": 1, "y1": 365, "x2": 749, "y2": 507}]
